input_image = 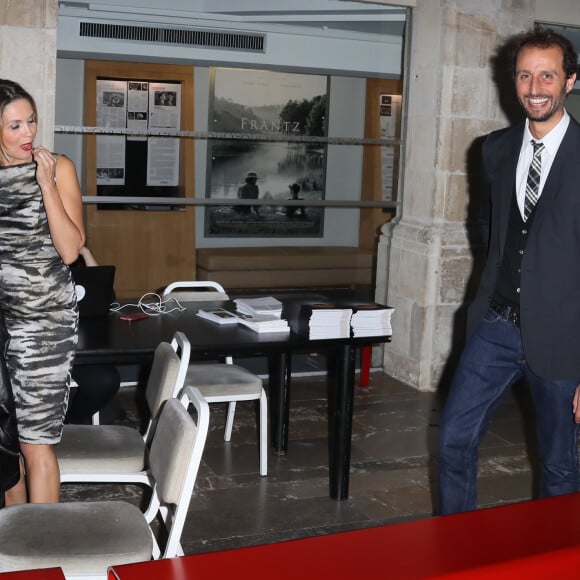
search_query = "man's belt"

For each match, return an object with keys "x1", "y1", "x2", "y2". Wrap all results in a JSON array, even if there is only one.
[{"x1": 489, "y1": 297, "x2": 520, "y2": 326}]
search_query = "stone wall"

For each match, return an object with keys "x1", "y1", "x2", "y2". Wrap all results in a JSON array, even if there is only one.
[
  {"x1": 379, "y1": 0, "x2": 534, "y2": 391},
  {"x1": 0, "y1": 0, "x2": 57, "y2": 149}
]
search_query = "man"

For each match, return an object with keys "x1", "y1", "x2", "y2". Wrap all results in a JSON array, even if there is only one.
[
  {"x1": 236, "y1": 171, "x2": 260, "y2": 216},
  {"x1": 438, "y1": 26, "x2": 580, "y2": 515}
]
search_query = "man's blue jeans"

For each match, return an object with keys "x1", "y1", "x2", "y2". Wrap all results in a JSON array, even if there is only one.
[{"x1": 438, "y1": 307, "x2": 580, "y2": 515}]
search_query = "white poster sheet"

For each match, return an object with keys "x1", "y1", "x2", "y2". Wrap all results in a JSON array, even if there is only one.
[
  {"x1": 379, "y1": 94, "x2": 401, "y2": 202},
  {"x1": 96, "y1": 79, "x2": 127, "y2": 185},
  {"x1": 127, "y1": 81, "x2": 149, "y2": 142},
  {"x1": 147, "y1": 83, "x2": 181, "y2": 187}
]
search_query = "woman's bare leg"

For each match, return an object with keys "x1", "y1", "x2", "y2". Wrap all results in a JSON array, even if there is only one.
[{"x1": 19, "y1": 443, "x2": 60, "y2": 503}]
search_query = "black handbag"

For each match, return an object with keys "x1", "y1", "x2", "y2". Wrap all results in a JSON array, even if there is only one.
[{"x1": 0, "y1": 313, "x2": 21, "y2": 494}]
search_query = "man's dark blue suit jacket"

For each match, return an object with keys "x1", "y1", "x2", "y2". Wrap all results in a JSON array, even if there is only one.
[{"x1": 468, "y1": 115, "x2": 580, "y2": 379}]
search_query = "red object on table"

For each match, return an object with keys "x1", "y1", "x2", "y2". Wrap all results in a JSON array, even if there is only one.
[
  {"x1": 108, "y1": 493, "x2": 580, "y2": 579},
  {"x1": 0, "y1": 569, "x2": 65, "y2": 579}
]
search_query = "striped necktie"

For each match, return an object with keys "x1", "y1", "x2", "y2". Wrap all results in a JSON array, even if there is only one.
[{"x1": 524, "y1": 140, "x2": 545, "y2": 221}]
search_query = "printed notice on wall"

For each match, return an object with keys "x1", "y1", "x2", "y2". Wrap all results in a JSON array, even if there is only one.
[
  {"x1": 147, "y1": 83, "x2": 181, "y2": 187},
  {"x1": 95, "y1": 79, "x2": 181, "y2": 188},
  {"x1": 379, "y1": 94, "x2": 401, "y2": 202},
  {"x1": 96, "y1": 79, "x2": 127, "y2": 185},
  {"x1": 127, "y1": 81, "x2": 149, "y2": 142}
]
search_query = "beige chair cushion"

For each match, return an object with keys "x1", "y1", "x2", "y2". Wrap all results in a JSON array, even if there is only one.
[
  {"x1": 186, "y1": 363, "x2": 263, "y2": 399},
  {"x1": 0, "y1": 501, "x2": 152, "y2": 575},
  {"x1": 145, "y1": 341, "x2": 181, "y2": 417},
  {"x1": 148, "y1": 397, "x2": 197, "y2": 504},
  {"x1": 56, "y1": 425, "x2": 145, "y2": 473}
]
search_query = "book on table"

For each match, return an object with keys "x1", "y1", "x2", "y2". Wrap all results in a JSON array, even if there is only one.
[
  {"x1": 285, "y1": 302, "x2": 352, "y2": 339},
  {"x1": 305, "y1": 304, "x2": 353, "y2": 339},
  {"x1": 350, "y1": 303, "x2": 394, "y2": 337},
  {"x1": 234, "y1": 297, "x2": 284, "y2": 318},
  {"x1": 196, "y1": 307, "x2": 240, "y2": 325},
  {"x1": 284, "y1": 299, "x2": 394, "y2": 339},
  {"x1": 237, "y1": 313, "x2": 290, "y2": 334}
]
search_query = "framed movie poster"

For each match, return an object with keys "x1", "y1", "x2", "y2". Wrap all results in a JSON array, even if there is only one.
[{"x1": 206, "y1": 68, "x2": 328, "y2": 237}]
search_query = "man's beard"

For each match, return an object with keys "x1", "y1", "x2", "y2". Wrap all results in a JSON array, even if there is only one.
[{"x1": 520, "y1": 85, "x2": 568, "y2": 122}]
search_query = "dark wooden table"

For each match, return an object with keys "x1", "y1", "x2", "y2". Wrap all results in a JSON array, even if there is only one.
[{"x1": 76, "y1": 299, "x2": 390, "y2": 500}]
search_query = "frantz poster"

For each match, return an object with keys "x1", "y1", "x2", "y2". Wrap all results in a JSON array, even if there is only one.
[{"x1": 205, "y1": 68, "x2": 328, "y2": 237}]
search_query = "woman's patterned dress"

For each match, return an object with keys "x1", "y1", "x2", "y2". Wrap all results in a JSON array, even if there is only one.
[{"x1": 0, "y1": 161, "x2": 78, "y2": 444}]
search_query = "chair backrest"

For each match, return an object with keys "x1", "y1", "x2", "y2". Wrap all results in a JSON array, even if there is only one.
[
  {"x1": 147, "y1": 388, "x2": 209, "y2": 558},
  {"x1": 162, "y1": 280, "x2": 229, "y2": 302},
  {"x1": 163, "y1": 283, "x2": 236, "y2": 365},
  {"x1": 143, "y1": 331, "x2": 191, "y2": 441}
]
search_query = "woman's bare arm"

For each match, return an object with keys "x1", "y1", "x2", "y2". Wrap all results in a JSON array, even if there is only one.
[{"x1": 33, "y1": 148, "x2": 85, "y2": 264}]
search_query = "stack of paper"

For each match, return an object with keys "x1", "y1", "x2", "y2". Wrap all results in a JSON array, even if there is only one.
[
  {"x1": 196, "y1": 308, "x2": 240, "y2": 325},
  {"x1": 234, "y1": 297, "x2": 284, "y2": 318},
  {"x1": 350, "y1": 304, "x2": 394, "y2": 337},
  {"x1": 238, "y1": 313, "x2": 290, "y2": 334},
  {"x1": 302, "y1": 305, "x2": 353, "y2": 339}
]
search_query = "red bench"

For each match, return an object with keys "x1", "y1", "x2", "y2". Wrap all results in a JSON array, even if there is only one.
[
  {"x1": 108, "y1": 493, "x2": 580, "y2": 579},
  {"x1": 0, "y1": 568, "x2": 65, "y2": 579}
]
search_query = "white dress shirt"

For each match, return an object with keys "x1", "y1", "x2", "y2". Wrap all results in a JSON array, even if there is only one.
[{"x1": 515, "y1": 111, "x2": 570, "y2": 219}]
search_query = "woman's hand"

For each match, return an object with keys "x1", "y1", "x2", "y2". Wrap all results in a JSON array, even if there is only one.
[{"x1": 32, "y1": 146, "x2": 57, "y2": 190}]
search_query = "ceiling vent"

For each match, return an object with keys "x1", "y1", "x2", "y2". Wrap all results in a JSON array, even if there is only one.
[{"x1": 79, "y1": 21, "x2": 265, "y2": 52}]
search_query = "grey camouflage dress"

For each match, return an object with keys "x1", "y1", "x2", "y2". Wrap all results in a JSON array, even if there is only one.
[{"x1": 0, "y1": 161, "x2": 78, "y2": 444}]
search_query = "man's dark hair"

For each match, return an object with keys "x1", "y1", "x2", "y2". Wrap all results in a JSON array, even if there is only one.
[{"x1": 512, "y1": 25, "x2": 578, "y2": 79}]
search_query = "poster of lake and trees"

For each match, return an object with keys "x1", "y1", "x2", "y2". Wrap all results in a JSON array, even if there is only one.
[{"x1": 205, "y1": 68, "x2": 328, "y2": 237}]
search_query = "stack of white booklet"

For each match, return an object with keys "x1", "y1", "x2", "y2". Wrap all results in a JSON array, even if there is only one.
[
  {"x1": 305, "y1": 305, "x2": 353, "y2": 340},
  {"x1": 234, "y1": 297, "x2": 284, "y2": 318},
  {"x1": 350, "y1": 304, "x2": 394, "y2": 337},
  {"x1": 197, "y1": 300, "x2": 289, "y2": 333},
  {"x1": 232, "y1": 296, "x2": 289, "y2": 333},
  {"x1": 237, "y1": 313, "x2": 290, "y2": 334}
]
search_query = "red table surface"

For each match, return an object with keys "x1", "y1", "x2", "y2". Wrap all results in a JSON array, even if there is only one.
[{"x1": 108, "y1": 492, "x2": 580, "y2": 579}]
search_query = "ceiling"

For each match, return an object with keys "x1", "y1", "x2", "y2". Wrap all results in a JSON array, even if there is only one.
[
  {"x1": 57, "y1": 0, "x2": 408, "y2": 38},
  {"x1": 57, "y1": 0, "x2": 409, "y2": 77}
]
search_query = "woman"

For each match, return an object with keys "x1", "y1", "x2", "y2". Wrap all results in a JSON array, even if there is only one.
[{"x1": 0, "y1": 79, "x2": 85, "y2": 504}]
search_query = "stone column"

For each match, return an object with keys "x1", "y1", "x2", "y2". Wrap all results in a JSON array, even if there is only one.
[
  {"x1": 379, "y1": 0, "x2": 533, "y2": 391},
  {"x1": 0, "y1": 0, "x2": 58, "y2": 149}
]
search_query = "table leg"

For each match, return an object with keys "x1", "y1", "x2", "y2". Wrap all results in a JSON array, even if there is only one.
[
  {"x1": 328, "y1": 344, "x2": 356, "y2": 500},
  {"x1": 357, "y1": 345, "x2": 371, "y2": 388},
  {"x1": 268, "y1": 352, "x2": 291, "y2": 455}
]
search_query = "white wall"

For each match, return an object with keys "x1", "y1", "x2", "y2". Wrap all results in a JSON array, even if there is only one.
[
  {"x1": 534, "y1": 0, "x2": 580, "y2": 124},
  {"x1": 567, "y1": 92, "x2": 580, "y2": 123},
  {"x1": 54, "y1": 59, "x2": 85, "y2": 184},
  {"x1": 534, "y1": 0, "x2": 580, "y2": 26}
]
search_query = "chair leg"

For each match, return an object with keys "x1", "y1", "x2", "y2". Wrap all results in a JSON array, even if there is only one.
[
  {"x1": 224, "y1": 402, "x2": 236, "y2": 441},
  {"x1": 259, "y1": 389, "x2": 268, "y2": 476}
]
